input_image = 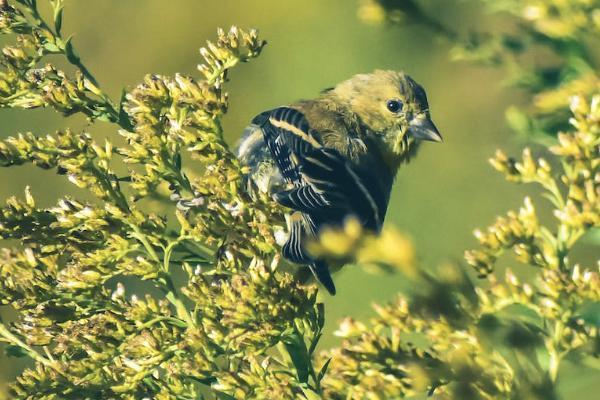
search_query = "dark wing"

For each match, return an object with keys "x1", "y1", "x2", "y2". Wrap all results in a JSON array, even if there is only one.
[
  {"x1": 258, "y1": 107, "x2": 322, "y2": 185},
  {"x1": 253, "y1": 107, "x2": 337, "y2": 294},
  {"x1": 275, "y1": 147, "x2": 386, "y2": 232},
  {"x1": 256, "y1": 108, "x2": 385, "y2": 231},
  {"x1": 281, "y1": 211, "x2": 311, "y2": 264},
  {"x1": 252, "y1": 106, "x2": 385, "y2": 294}
]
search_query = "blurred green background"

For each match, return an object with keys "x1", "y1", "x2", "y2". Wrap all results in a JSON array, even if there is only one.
[{"x1": 0, "y1": 0, "x2": 597, "y2": 397}]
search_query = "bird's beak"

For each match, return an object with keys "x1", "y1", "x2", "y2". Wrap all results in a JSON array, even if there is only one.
[{"x1": 409, "y1": 115, "x2": 443, "y2": 142}]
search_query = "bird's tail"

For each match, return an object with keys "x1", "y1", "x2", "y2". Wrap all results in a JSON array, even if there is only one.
[{"x1": 309, "y1": 260, "x2": 336, "y2": 295}]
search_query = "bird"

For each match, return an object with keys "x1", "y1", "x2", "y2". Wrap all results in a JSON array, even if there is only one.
[{"x1": 237, "y1": 70, "x2": 442, "y2": 295}]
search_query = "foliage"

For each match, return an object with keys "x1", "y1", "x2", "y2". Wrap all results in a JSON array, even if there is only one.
[
  {"x1": 0, "y1": 1, "x2": 323, "y2": 398},
  {"x1": 315, "y1": 95, "x2": 599, "y2": 399},
  {"x1": 358, "y1": 0, "x2": 600, "y2": 140},
  {"x1": 0, "y1": 1, "x2": 597, "y2": 399}
]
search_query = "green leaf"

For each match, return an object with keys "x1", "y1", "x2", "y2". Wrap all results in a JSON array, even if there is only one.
[
  {"x1": 53, "y1": 2, "x2": 64, "y2": 35},
  {"x1": 317, "y1": 357, "x2": 331, "y2": 384},
  {"x1": 316, "y1": 302, "x2": 325, "y2": 330},
  {"x1": 283, "y1": 331, "x2": 310, "y2": 384},
  {"x1": 42, "y1": 42, "x2": 60, "y2": 53},
  {"x1": 174, "y1": 153, "x2": 182, "y2": 170},
  {"x1": 5, "y1": 345, "x2": 28, "y2": 358},
  {"x1": 118, "y1": 89, "x2": 134, "y2": 130},
  {"x1": 307, "y1": 333, "x2": 321, "y2": 357},
  {"x1": 64, "y1": 37, "x2": 81, "y2": 64}
]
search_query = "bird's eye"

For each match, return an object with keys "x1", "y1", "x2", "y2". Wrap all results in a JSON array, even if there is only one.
[{"x1": 386, "y1": 99, "x2": 403, "y2": 113}]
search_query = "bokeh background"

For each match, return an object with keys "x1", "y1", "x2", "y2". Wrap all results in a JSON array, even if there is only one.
[{"x1": 0, "y1": 0, "x2": 597, "y2": 397}]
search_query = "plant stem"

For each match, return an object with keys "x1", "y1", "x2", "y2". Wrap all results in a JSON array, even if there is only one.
[
  {"x1": 548, "y1": 320, "x2": 565, "y2": 382},
  {"x1": 129, "y1": 225, "x2": 195, "y2": 327},
  {"x1": 0, "y1": 322, "x2": 68, "y2": 378}
]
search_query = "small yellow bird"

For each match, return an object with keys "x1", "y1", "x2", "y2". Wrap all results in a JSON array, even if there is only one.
[{"x1": 238, "y1": 70, "x2": 442, "y2": 294}]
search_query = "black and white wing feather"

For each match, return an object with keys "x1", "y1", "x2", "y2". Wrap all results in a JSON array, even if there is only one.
[{"x1": 248, "y1": 106, "x2": 386, "y2": 295}]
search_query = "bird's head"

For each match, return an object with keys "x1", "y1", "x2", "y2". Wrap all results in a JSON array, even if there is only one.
[{"x1": 331, "y1": 70, "x2": 442, "y2": 159}]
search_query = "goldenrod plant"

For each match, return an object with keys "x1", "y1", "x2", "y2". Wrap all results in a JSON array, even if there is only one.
[
  {"x1": 358, "y1": 0, "x2": 600, "y2": 140},
  {"x1": 313, "y1": 94, "x2": 599, "y2": 399},
  {"x1": 0, "y1": 0, "x2": 597, "y2": 399},
  {"x1": 0, "y1": 1, "x2": 322, "y2": 398}
]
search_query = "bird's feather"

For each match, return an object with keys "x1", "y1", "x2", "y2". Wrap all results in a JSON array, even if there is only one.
[
  {"x1": 254, "y1": 107, "x2": 339, "y2": 293},
  {"x1": 309, "y1": 260, "x2": 336, "y2": 295},
  {"x1": 282, "y1": 213, "x2": 313, "y2": 264},
  {"x1": 251, "y1": 106, "x2": 390, "y2": 294},
  {"x1": 273, "y1": 185, "x2": 331, "y2": 213},
  {"x1": 298, "y1": 147, "x2": 385, "y2": 231}
]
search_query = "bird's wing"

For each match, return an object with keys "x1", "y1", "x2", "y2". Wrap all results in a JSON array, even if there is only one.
[
  {"x1": 252, "y1": 106, "x2": 383, "y2": 295},
  {"x1": 256, "y1": 106, "x2": 322, "y2": 186},
  {"x1": 278, "y1": 147, "x2": 385, "y2": 231},
  {"x1": 256, "y1": 106, "x2": 385, "y2": 230},
  {"x1": 281, "y1": 211, "x2": 312, "y2": 263},
  {"x1": 252, "y1": 107, "x2": 323, "y2": 264}
]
